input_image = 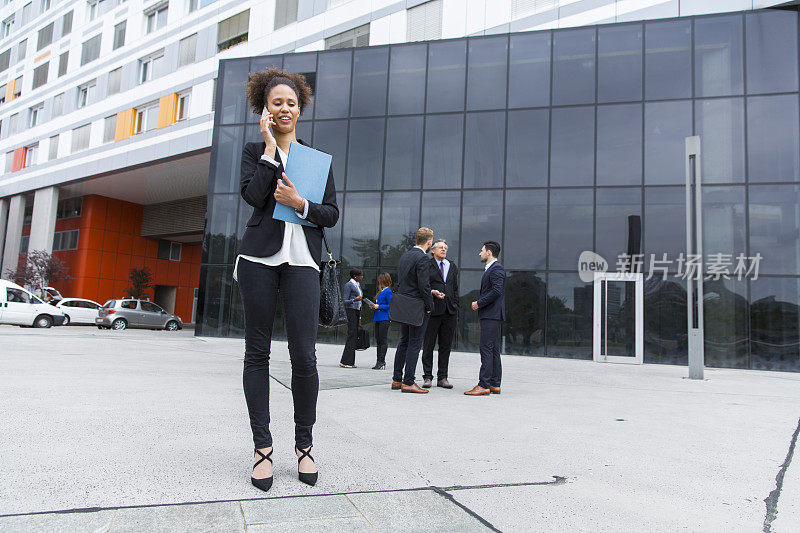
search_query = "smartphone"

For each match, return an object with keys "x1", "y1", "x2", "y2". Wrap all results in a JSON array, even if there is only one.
[{"x1": 261, "y1": 106, "x2": 269, "y2": 119}]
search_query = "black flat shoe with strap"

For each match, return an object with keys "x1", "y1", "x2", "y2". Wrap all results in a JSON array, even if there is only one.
[
  {"x1": 295, "y1": 445, "x2": 318, "y2": 486},
  {"x1": 251, "y1": 448, "x2": 273, "y2": 492}
]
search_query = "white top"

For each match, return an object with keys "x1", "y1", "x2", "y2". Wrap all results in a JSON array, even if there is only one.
[
  {"x1": 484, "y1": 258, "x2": 497, "y2": 271},
  {"x1": 435, "y1": 257, "x2": 450, "y2": 281},
  {"x1": 233, "y1": 146, "x2": 318, "y2": 281}
]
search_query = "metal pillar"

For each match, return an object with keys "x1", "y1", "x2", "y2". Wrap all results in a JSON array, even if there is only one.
[
  {"x1": 685, "y1": 136, "x2": 704, "y2": 380},
  {"x1": 1, "y1": 195, "x2": 26, "y2": 277}
]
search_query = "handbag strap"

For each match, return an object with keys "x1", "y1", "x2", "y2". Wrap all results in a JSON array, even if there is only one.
[{"x1": 321, "y1": 228, "x2": 335, "y2": 264}]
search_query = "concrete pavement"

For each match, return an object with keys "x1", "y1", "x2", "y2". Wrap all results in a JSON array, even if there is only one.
[{"x1": 0, "y1": 325, "x2": 799, "y2": 531}]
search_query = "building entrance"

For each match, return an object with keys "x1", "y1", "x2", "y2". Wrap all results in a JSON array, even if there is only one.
[{"x1": 593, "y1": 273, "x2": 643, "y2": 364}]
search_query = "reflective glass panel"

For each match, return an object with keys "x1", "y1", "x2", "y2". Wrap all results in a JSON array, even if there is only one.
[
  {"x1": 644, "y1": 186, "x2": 685, "y2": 269},
  {"x1": 504, "y1": 271, "x2": 547, "y2": 355},
  {"x1": 460, "y1": 190, "x2": 503, "y2": 267},
  {"x1": 595, "y1": 188, "x2": 642, "y2": 266},
  {"x1": 426, "y1": 40, "x2": 466, "y2": 113},
  {"x1": 346, "y1": 118, "x2": 384, "y2": 190},
  {"x1": 219, "y1": 59, "x2": 249, "y2": 124},
  {"x1": 702, "y1": 186, "x2": 746, "y2": 262},
  {"x1": 746, "y1": 10, "x2": 799, "y2": 95},
  {"x1": 341, "y1": 192, "x2": 381, "y2": 267},
  {"x1": 695, "y1": 98, "x2": 744, "y2": 183},
  {"x1": 598, "y1": 23, "x2": 642, "y2": 103},
  {"x1": 380, "y1": 191, "x2": 421, "y2": 267},
  {"x1": 385, "y1": 116, "x2": 423, "y2": 190},
  {"x1": 508, "y1": 31, "x2": 550, "y2": 109},
  {"x1": 644, "y1": 100, "x2": 692, "y2": 185},
  {"x1": 750, "y1": 277, "x2": 800, "y2": 371},
  {"x1": 546, "y1": 272, "x2": 593, "y2": 358},
  {"x1": 504, "y1": 189, "x2": 547, "y2": 270},
  {"x1": 747, "y1": 95, "x2": 800, "y2": 182},
  {"x1": 421, "y1": 191, "x2": 461, "y2": 264},
  {"x1": 506, "y1": 109, "x2": 548, "y2": 188},
  {"x1": 313, "y1": 120, "x2": 348, "y2": 190},
  {"x1": 548, "y1": 188, "x2": 593, "y2": 270},
  {"x1": 749, "y1": 185, "x2": 800, "y2": 276},
  {"x1": 550, "y1": 106, "x2": 594, "y2": 187},
  {"x1": 205, "y1": 194, "x2": 239, "y2": 265},
  {"x1": 643, "y1": 275, "x2": 687, "y2": 365},
  {"x1": 212, "y1": 126, "x2": 244, "y2": 193},
  {"x1": 694, "y1": 15, "x2": 744, "y2": 97},
  {"x1": 315, "y1": 50, "x2": 351, "y2": 119},
  {"x1": 596, "y1": 103, "x2": 642, "y2": 186},
  {"x1": 458, "y1": 269, "x2": 485, "y2": 351},
  {"x1": 423, "y1": 114, "x2": 463, "y2": 189},
  {"x1": 388, "y1": 43, "x2": 427, "y2": 115},
  {"x1": 645, "y1": 20, "x2": 691, "y2": 100},
  {"x1": 703, "y1": 278, "x2": 749, "y2": 369},
  {"x1": 351, "y1": 46, "x2": 388, "y2": 117},
  {"x1": 464, "y1": 111, "x2": 505, "y2": 188},
  {"x1": 197, "y1": 265, "x2": 233, "y2": 336},
  {"x1": 552, "y1": 27, "x2": 596, "y2": 106},
  {"x1": 466, "y1": 36, "x2": 508, "y2": 111}
]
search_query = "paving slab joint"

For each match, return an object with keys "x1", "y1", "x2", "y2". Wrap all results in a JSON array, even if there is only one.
[{"x1": 763, "y1": 416, "x2": 800, "y2": 533}]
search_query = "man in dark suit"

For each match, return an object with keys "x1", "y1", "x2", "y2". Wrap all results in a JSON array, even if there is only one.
[
  {"x1": 421, "y1": 239, "x2": 459, "y2": 389},
  {"x1": 392, "y1": 227, "x2": 435, "y2": 394},
  {"x1": 465, "y1": 241, "x2": 506, "y2": 396}
]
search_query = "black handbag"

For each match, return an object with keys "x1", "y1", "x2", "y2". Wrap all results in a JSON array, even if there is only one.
[
  {"x1": 318, "y1": 230, "x2": 348, "y2": 329},
  {"x1": 388, "y1": 293, "x2": 425, "y2": 327},
  {"x1": 356, "y1": 327, "x2": 370, "y2": 350}
]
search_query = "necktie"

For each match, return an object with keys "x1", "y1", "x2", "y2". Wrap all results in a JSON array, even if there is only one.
[{"x1": 440, "y1": 261, "x2": 445, "y2": 279}]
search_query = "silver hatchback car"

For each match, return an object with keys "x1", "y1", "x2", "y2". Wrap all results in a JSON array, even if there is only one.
[{"x1": 96, "y1": 299, "x2": 183, "y2": 331}]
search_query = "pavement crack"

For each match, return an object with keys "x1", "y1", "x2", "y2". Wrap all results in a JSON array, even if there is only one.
[
  {"x1": 431, "y1": 486, "x2": 502, "y2": 532},
  {"x1": 344, "y1": 494, "x2": 376, "y2": 531},
  {"x1": 763, "y1": 415, "x2": 800, "y2": 533}
]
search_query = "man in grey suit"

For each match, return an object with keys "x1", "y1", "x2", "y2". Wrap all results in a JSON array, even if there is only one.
[{"x1": 340, "y1": 268, "x2": 363, "y2": 367}]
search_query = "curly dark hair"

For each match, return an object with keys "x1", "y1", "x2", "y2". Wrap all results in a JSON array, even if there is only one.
[{"x1": 246, "y1": 67, "x2": 313, "y2": 115}]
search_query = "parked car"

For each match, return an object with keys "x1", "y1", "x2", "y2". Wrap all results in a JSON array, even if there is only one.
[
  {"x1": 55, "y1": 298, "x2": 102, "y2": 326},
  {"x1": 0, "y1": 279, "x2": 67, "y2": 328},
  {"x1": 96, "y1": 299, "x2": 183, "y2": 331}
]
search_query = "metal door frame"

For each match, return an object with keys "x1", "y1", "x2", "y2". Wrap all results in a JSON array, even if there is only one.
[{"x1": 593, "y1": 272, "x2": 644, "y2": 364}]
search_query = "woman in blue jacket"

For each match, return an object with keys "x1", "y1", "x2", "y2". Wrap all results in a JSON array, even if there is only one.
[{"x1": 371, "y1": 272, "x2": 393, "y2": 370}]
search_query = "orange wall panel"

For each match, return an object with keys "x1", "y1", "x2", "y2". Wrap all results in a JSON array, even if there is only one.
[
  {"x1": 116, "y1": 233, "x2": 133, "y2": 255},
  {"x1": 114, "y1": 254, "x2": 131, "y2": 281},
  {"x1": 157, "y1": 94, "x2": 178, "y2": 129},
  {"x1": 100, "y1": 251, "x2": 117, "y2": 279},
  {"x1": 11, "y1": 147, "x2": 25, "y2": 171},
  {"x1": 82, "y1": 250, "x2": 103, "y2": 278},
  {"x1": 5, "y1": 79, "x2": 15, "y2": 102},
  {"x1": 115, "y1": 109, "x2": 135, "y2": 141},
  {"x1": 102, "y1": 231, "x2": 119, "y2": 252}
]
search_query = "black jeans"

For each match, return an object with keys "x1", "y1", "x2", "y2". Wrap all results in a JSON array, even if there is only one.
[
  {"x1": 479, "y1": 319, "x2": 502, "y2": 389},
  {"x1": 340, "y1": 307, "x2": 360, "y2": 366},
  {"x1": 374, "y1": 320, "x2": 389, "y2": 364},
  {"x1": 421, "y1": 313, "x2": 457, "y2": 380},
  {"x1": 238, "y1": 259, "x2": 320, "y2": 450},
  {"x1": 393, "y1": 314, "x2": 429, "y2": 385}
]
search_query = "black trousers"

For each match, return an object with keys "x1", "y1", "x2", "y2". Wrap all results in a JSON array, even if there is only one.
[
  {"x1": 238, "y1": 259, "x2": 320, "y2": 450},
  {"x1": 393, "y1": 314, "x2": 429, "y2": 385},
  {"x1": 340, "y1": 307, "x2": 360, "y2": 365},
  {"x1": 421, "y1": 313, "x2": 457, "y2": 380},
  {"x1": 374, "y1": 320, "x2": 389, "y2": 364},
  {"x1": 479, "y1": 319, "x2": 502, "y2": 389}
]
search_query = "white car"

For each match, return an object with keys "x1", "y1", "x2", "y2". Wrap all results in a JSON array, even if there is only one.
[
  {"x1": 55, "y1": 298, "x2": 102, "y2": 325},
  {"x1": 0, "y1": 279, "x2": 67, "y2": 328}
]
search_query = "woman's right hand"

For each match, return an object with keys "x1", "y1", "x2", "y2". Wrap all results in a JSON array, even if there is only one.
[
  {"x1": 353, "y1": 296, "x2": 363, "y2": 302},
  {"x1": 261, "y1": 111, "x2": 277, "y2": 155}
]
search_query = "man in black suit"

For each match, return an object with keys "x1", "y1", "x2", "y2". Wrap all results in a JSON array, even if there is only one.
[
  {"x1": 392, "y1": 227, "x2": 435, "y2": 394},
  {"x1": 421, "y1": 239, "x2": 459, "y2": 389},
  {"x1": 465, "y1": 241, "x2": 506, "y2": 396}
]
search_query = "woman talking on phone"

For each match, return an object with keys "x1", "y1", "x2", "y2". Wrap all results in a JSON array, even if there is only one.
[{"x1": 235, "y1": 68, "x2": 338, "y2": 491}]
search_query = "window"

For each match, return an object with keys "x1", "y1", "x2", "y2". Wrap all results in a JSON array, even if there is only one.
[
  {"x1": 274, "y1": 0, "x2": 297, "y2": 30},
  {"x1": 81, "y1": 35, "x2": 101, "y2": 66},
  {"x1": 52, "y1": 92, "x2": 64, "y2": 116},
  {"x1": 24, "y1": 143, "x2": 37, "y2": 167},
  {"x1": 17, "y1": 39, "x2": 27, "y2": 62},
  {"x1": 5, "y1": 151, "x2": 13, "y2": 172},
  {"x1": 48, "y1": 134, "x2": 58, "y2": 160},
  {"x1": 12, "y1": 76, "x2": 21, "y2": 98},
  {"x1": 107, "y1": 67, "x2": 121, "y2": 95},
  {"x1": 7, "y1": 287, "x2": 32, "y2": 303},
  {"x1": 113, "y1": 21, "x2": 126, "y2": 50},
  {"x1": 56, "y1": 197, "x2": 82, "y2": 219},
  {"x1": 22, "y1": 3, "x2": 31, "y2": 26},
  {"x1": 140, "y1": 301, "x2": 163, "y2": 313},
  {"x1": 71, "y1": 123, "x2": 91, "y2": 152},
  {"x1": 87, "y1": 0, "x2": 98, "y2": 21},
  {"x1": 145, "y1": 3, "x2": 168, "y2": 34},
  {"x1": 37, "y1": 22, "x2": 53, "y2": 51},
  {"x1": 41, "y1": 0, "x2": 51, "y2": 12},
  {"x1": 53, "y1": 229, "x2": 79, "y2": 251},
  {"x1": 121, "y1": 300, "x2": 137, "y2": 309},
  {"x1": 134, "y1": 101, "x2": 158, "y2": 133},
  {"x1": 62, "y1": 11, "x2": 73, "y2": 36},
  {"x1": 138, "y1": 51, "x2": 164, "y2": 84},
  {"x1": 76, "y1": 80, "x2": 96, "y2": 108},
  {"x1": 178, "y1": 33, "x2": 197, "y2": 67},
  {"x1": 32, "y1": 62, "x2": 47, "y2": 89},
  {"x1": 8, "y1": 113, "x2": 18, "y2": 134},
  {"x1": 28, "y1": 103, "x2": 43, "y2": 127},
  {"x1": 58, "y1": 52, "x2": 68, "y2": 77},
  {"x1": 176, "y1": 90, "x2": 190, "y2": 121},
  {"x1": 217, "y1": 10, "x2": 248, "y2": 52},
  {"x1": 1, "y1": 16, "x2": 13, "y2": 38},
  {"x1": 325, "y1": 23, "x2": 369, "y2": 50},
  {"x1": 0, "y1": 85, "x2": 5, "y2": 104},
  {"x1": 407, "y1": 0, "x2": 442, "y2": 42},
  {"x1": 0, "y1": 50, "x2": 10, "y2": 73},
  {"x1": 158, "y1": 240, "x2": 181, "y2": 261},
  {"x1": 103, "y1": 114, "x2": 116, "y2": 142}
]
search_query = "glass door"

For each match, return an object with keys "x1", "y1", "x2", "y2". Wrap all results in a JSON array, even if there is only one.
[{"x1": 593, "y1": 272, "x2": 643, "y2": 364}]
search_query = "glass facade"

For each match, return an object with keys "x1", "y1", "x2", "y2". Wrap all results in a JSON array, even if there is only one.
[{"x1": 199, "y1": 9, "x2": 800, "y2": 372}]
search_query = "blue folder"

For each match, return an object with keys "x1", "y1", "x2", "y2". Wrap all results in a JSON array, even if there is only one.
[{"x1": 272, "y1": 142, "x2": 332, "y2": 227}]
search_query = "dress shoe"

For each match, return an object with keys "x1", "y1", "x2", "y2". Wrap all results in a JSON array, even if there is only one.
[
  {"x1": 401, "y1": 382, "x2": 429, "y2": 394},
  {"x1": 437, "y1": 378, "x2": 453, "y2": 389},
  {"x1": 422, "y1": 378, "x2": 432, "y2": 388},
  {"x1": 490, "y1": 386, "x2": 501, "y2": 394},
  {"x1": 340, "y1": 363, "x2": 356, "y2": 368},
  {"x1": 464, "y1": 384, "x2": 490, "y2": 396},
  {"x1": 391, "y1": 381, "x2": 402, "y2": 390}
]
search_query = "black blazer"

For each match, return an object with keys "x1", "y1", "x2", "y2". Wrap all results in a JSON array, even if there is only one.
[
  {"x1": 396, "y1": 247, "x2": 435, "y2": 312},
  {"x1": 238, "y1": 139, "x2": 339, "y2": 263},
  {"x1": 477, "y1": 262, "x2": 506, "y2": 321},
  {"x1": 428, "y1": 258, "x2": 459, "y2": 316}
]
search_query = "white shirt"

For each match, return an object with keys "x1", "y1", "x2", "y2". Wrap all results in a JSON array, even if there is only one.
[
  {"x1": 484, "y1": 258, "x2": 497, "y2": 271},
  {"x1": 435, "y1": 258, "x2": 450, "y2": 281},
  {"x1": 233, "y1": 146, "x2": 317, "y2": 281}
]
